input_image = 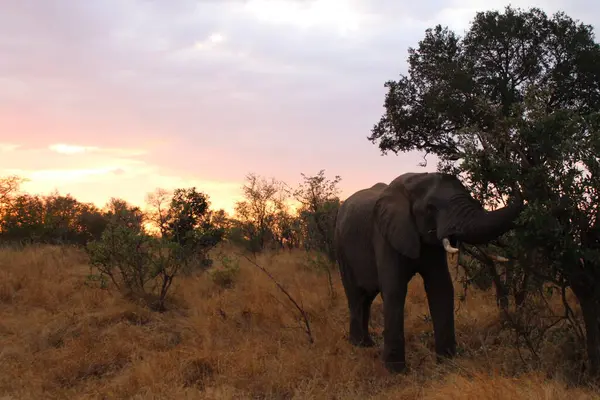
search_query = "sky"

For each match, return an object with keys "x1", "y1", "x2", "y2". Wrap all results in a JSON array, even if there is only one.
[{"x1": 1, "y1": 0, "x2": 598, "y2": 214}]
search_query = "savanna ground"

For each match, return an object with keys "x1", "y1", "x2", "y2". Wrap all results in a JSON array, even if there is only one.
[{"x1": 1, "y1": 245, "x2": 599, "y2": 399}]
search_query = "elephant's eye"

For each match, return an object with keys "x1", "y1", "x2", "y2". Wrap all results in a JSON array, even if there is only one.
[{"x1": 425, "y1": 204, "x2": 438, "y2": 223}]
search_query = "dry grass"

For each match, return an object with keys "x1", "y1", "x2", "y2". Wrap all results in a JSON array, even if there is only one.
[{"x1": 0, "y1": 244, "x2": 599, "y2": 399}]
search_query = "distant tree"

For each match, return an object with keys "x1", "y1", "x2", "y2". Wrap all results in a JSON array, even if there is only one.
[
  {"x1": 0, "y1": 194, "x2": 46, "y2": 243},
  {"x1": 145, "y1": 187, "x2": 225, "y2": 265},
  {"x1": 369, "y1": 6, "x2": 600, "y2": 375},
  {"x1": 0, "y1": 191, "x2": 107, "y2": 246},
  {"x1": 166, "y1": 187, "x2": 224, "y2": 255},
  {"x1": 227, "y1": 219, "x2": 260, "y2": 252},
  {"x1": 145, "y1": 188, "x2": 172, "y2": 237},
  {"x1": 275, "y1": 209, "x2": 301, "y2": 250},
  {"x1": 234, "y1": 173, "x2": 289, "y2": 252},
  {"x1": 76, "y1": 203, "x2": 108, "y2": 244},
  {"x1": 43, "y1": 192, "x2": 83, "y2": 243},
  {"x1": 104, "y1": 198, "x2": 145, "y2": 233},
  {"x1": 0, "y1": 175, "x2": 28, "y2": 240},
  {"x1": 209, "y1": 209, "x2": 231, "y2": 230},
  {"x1": 0, "y1": 175, "x2": 26, "y2": 210},
  {"x1": 164, "y1": 188, "x2": 210, "y2": 244},
  {"x1": 294, "y1": 170, "x2": 341, "y2": 261}
]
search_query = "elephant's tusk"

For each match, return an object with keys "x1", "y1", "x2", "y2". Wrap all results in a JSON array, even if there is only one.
[
  {"x1": 489, "y1": 254, "x2": 509, "y2": 262},
  {"x1": 442, "y1": 238, "x2": 459, "y2": 253}
]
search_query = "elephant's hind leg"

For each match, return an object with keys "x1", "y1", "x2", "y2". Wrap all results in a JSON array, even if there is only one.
[
  {"x1": 337, "y1": 250, "x2": 378, "y2": 347},
  {"x1": 348, "y1": 289, "x2": 378, "y2": 347}
]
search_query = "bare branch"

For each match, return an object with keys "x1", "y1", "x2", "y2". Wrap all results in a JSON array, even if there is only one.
[{"x1": 238, "y1": 252, "x2": 314, "y2": 344}]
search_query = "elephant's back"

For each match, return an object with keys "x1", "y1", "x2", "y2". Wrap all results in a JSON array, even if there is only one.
[{"x1": 337, "y1": 183, "x2": 386, "y2": 233}]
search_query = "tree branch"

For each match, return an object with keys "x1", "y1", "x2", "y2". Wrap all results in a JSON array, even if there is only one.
[{"x1": 238, "y1": 252, "x2": 314, "y2": 344}]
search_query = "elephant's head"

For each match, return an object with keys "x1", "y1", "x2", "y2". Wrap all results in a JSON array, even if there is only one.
[{"x1": 374, "y1": 172, "x2": 523, "y2": 259}]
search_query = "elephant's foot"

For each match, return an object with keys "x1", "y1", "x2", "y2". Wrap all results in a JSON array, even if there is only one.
[
  {"x1": 435, "y1": 342, "x2": 457, "y2": 363},
  {"x1": 384, "y1": 360, "x2": 409, "y2": 374},
  {"x1": 435, "y1": 350, "x2": 457, "y2": 365},
  {"x1": 382, "y1": 347, "x2": 408, "y2": 374},
  {"x1": 349, "y1": 334, "x2": 375, "y2": 348}
]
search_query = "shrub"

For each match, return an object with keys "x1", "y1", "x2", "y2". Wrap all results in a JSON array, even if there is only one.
[{"x1": 86, "y1": 222, "x2": 197, "y2": 311}]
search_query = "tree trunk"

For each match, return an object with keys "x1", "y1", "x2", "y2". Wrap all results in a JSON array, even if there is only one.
[{"x1": 571, "y1": 282, "x2": 600, "y2": 377}]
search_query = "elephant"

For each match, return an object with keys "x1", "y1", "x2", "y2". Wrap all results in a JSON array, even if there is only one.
[{"x1": 333, "y1": 172, "x2": 523, "y2": 372}]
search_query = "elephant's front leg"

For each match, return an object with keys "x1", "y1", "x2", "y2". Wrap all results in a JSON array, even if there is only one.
[
  {"x1": 381, "y1": 282, "x2": 409, "y2": 372},
  {"x1": 374, "y1": 230, "x2": 413, "y2": 373},
  {"x1": 420, "y1": 249, "x2": 457, "y2": 361}
]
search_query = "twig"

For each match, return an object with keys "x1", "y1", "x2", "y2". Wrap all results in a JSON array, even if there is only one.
[
  {"x1": 463, "y1": 245, "x2": 509, "y2": 308},
  {"x1": 501, "y1": 304, "x2": 541, "y2": 364},
  {"x1": 418, "y1": 151, "x2": 430, "y2": 167},
  {"x1": 237, "y1": 252, "x2": 314, "y2": 344},
  {"x1": 454, "y1": 262, "x2": 471, "y2": 313}
]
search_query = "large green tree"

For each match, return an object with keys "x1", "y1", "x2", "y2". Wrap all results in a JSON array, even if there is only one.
[{"x1": 369, "y1": 6, "x2": 600, "y2": 375}]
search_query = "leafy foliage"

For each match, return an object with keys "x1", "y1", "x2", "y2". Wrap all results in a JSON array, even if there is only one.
[
  {"x1": 145, "y1": 187, "x2": 225, "y2": 268},
  {"x1": 86, "y1": 221, "x2": 193, "y2": 311},
  {"x1": 0, "y1": 192, "x2": 107, "y2": 245},
  {"x1": 86, "y1": 187, "x2": 228, "y2": 311},
  {"x1": 104, "y1": 198, "x2": 145, "y2": 233},
  {"x1": 87, "y1": 223, "x2": 155, "y2": 294}
]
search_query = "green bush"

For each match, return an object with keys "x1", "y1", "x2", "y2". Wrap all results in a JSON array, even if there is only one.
[{"x1": 86, "y1": 222, "x2": 196, "y2": 311}]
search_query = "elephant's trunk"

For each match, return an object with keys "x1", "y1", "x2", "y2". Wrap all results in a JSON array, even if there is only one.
[{"x1": 455, "y1": 193, "x2": 524, "y2": 244}]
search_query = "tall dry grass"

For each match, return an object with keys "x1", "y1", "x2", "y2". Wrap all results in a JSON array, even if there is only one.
[{"x1": 0, "y1": 244, "x2": 598, "y2": 399}]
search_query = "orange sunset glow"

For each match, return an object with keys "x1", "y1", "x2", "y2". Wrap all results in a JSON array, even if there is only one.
[{"x1": 2, "y1": 0, "x2": 596, "y2": 213}]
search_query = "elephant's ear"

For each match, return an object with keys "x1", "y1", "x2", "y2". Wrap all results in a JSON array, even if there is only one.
[{"x1": 373, "y1": 185, "x2": 420, "y2": 259}]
